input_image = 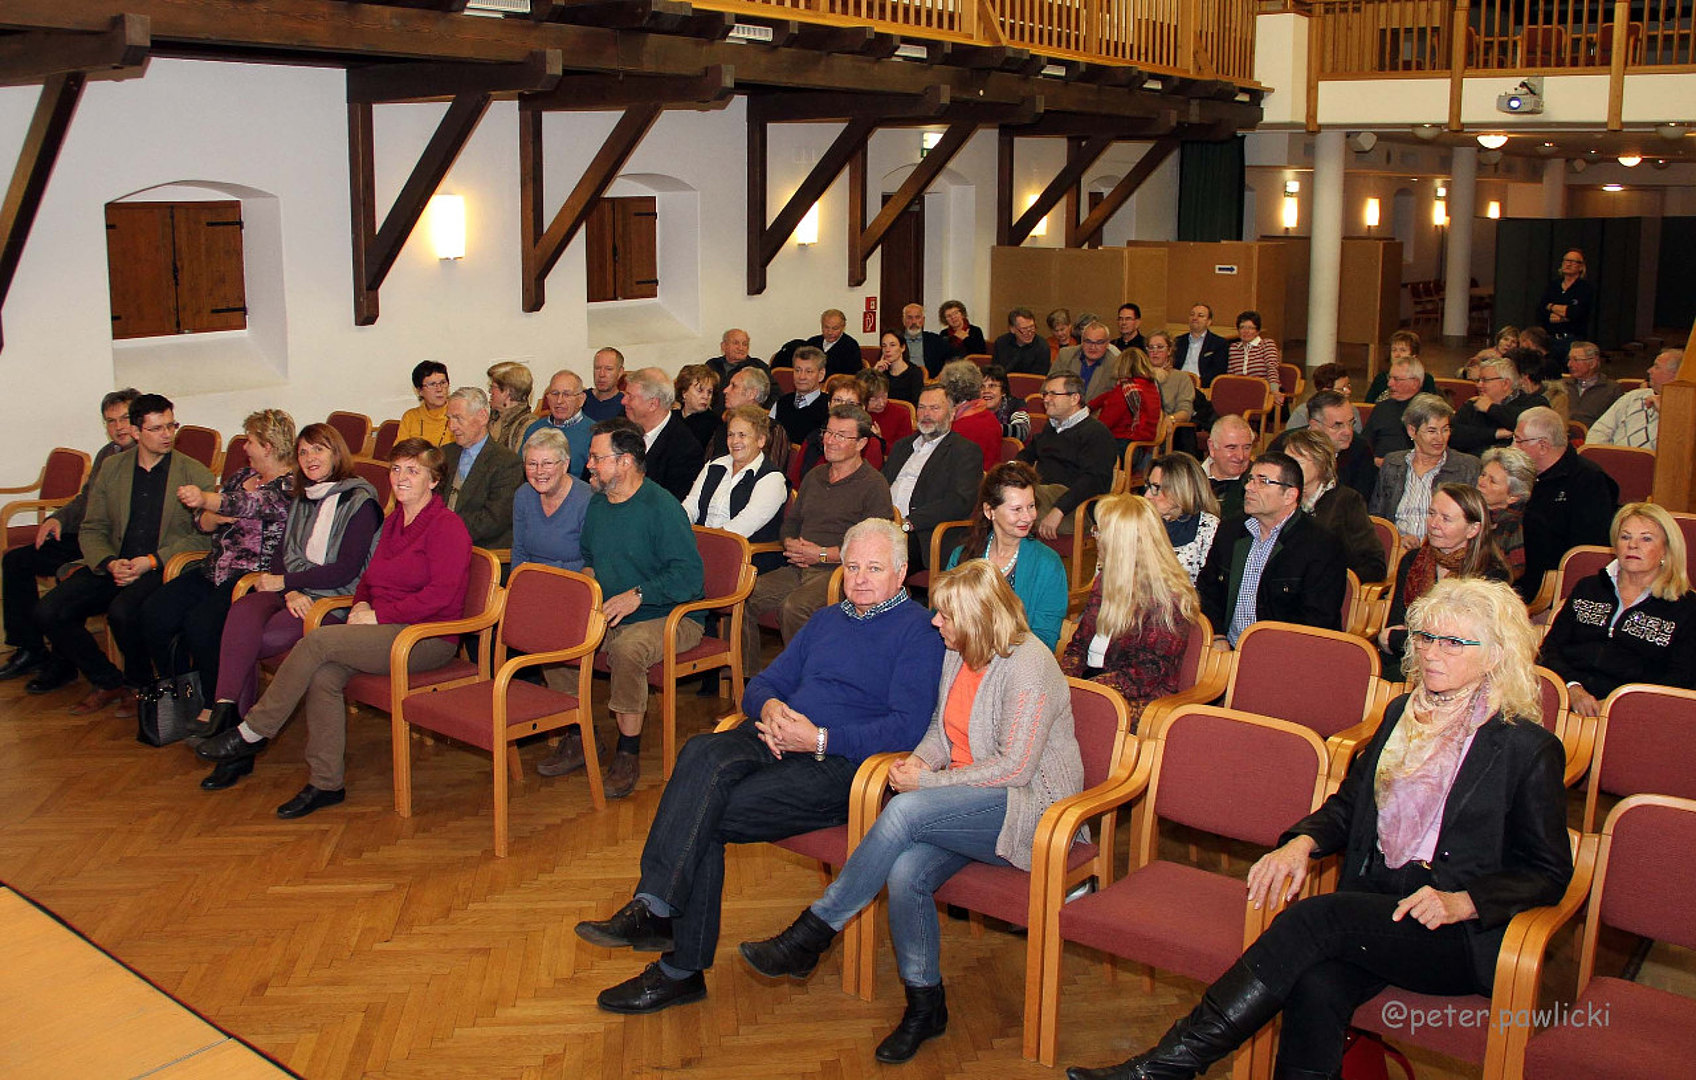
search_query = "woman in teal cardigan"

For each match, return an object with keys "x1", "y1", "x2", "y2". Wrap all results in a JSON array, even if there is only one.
[{"x1": 946, "y1": 461, "x2": 1067, "y2": 651}]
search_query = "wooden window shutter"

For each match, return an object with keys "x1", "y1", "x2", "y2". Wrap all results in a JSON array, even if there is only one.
[
  {"x1": 105, "y1": 203, "x2": 178, "y2": 340},
  {"x1": 173, "y1": 201, "x2": 247, "y2": 333},
  {"x1": 614, "y1": 196, "x2": 658, "y2": 300},
  {"x1": 584, "y1": 199, "x2": 618, "y2": 303}
]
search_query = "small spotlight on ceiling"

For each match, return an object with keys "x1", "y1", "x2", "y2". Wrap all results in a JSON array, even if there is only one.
[
  {"x1": 1618, "y1": 155, "x2": 1643, "y2": 167},
  {"x1": 1476, "y1": 134, "x2": 1509, "y2": 150}
]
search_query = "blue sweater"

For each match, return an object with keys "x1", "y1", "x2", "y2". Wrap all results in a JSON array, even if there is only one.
[
  {"x1": 509, "y1": 478, "x2": 591, "y2": 572},
  {"x1": 521, "y1": 413, "x2": 594, "y2": 474},
  {"x1": 946, "y1": 536, "x2": 1068, "y2": 652},
  {"x1": 743, "y1": 595, "x2": 943, "y2": 763}
]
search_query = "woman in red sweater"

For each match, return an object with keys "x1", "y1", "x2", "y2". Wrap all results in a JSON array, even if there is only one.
[
  {"x1": 192, "y1": 438, "x2": 473, "y2": 819},
  {"x1": 1088, "y1": 346, "x2": 1163, "y2": 463}
]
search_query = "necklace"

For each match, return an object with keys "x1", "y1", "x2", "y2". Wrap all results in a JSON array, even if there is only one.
[
  {"x1": 1424, "y1": 686, "x2": 1467, "y2": 704},
  {"x1": 988, "y1": 539, "x2": 1019, "y2": 579}
]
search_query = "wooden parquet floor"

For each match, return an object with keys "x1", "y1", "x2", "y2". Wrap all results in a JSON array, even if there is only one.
[{"x1": 0, "y1": 661, "x2": 1478, "y2": 1080}]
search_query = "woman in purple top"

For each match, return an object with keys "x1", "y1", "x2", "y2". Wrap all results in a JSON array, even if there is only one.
[
  {"x1": 138, "y1": 410, "x2": 295, "y2": 712},
  {"x1": 193, "y1": 439, "x2": 472, "y2": 818},
  {"x1": 192, "y1": 423, "x2": 383, "y2": 752}
]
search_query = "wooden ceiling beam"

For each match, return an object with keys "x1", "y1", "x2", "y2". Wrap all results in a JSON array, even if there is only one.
[
  {"x1": 0, "y1": 72, "x2": 86, "y2": 353},
  {"x1": 849, "y1": 117, "x2": 974, "y2": 287},
  {"x1": 537, "y1": 0, "x2": 733, "y2": 39},
  {"x1": 1006, "y1": 109, "x2": 1175, "y2": 139},
  {"x1": 521, "y1": 103, "x2": 662, "y2": 311},
  {"x1": 746, "y1": 115, "x2": 876, "y2": 294},
  {"x1": 521, "y1": 65, "x2": 734, "y2": 111},
  {"x1": 1070, "y1": 134, "x2": 1180, "y2": 248},
  {"x1": 364, "y1": 0, "x2": 469, "y2": 11},
  {"x1": 0, "y1": 14, "x2": 150, "y2": 88},
  {"x1": 746, "y1": 86, "x2": 949, "y2": 124},
  {"x1": 346, "y1": 49, "x2": 562, "y2": 103},
  {"x1": 1003, "y1": 133, "x2": 1114, "y2": 247},
  {"x1": 347, "y1": 90, "x2": 490, "y2": 324}
]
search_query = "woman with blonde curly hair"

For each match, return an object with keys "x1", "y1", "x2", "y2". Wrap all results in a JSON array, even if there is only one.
[
  {"x1": 739, "y1": 558, "x2": 1080, "y2": 1065},
  {"x1": 1059, "y1": 494, "x2": 1200, "y2": 727},
  {"x1": 1069, "y1": 576, "x2": 1570, "y2": 1080}
]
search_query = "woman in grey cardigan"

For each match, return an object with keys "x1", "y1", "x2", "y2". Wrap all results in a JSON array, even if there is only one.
[{"x1": 738, "y1": 558, "x2": 1081, "y2": 1064}]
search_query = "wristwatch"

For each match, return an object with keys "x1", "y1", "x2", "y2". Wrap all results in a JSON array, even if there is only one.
[
  {"x1": 814, "y1": 727, "x2": 828, "y2": 761},
  {"x1": 632, "y1": 585, "x2": 644, "y2": 603}
]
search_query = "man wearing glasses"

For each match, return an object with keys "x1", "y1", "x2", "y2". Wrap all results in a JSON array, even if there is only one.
[
  {"x1": 1050, "y1": 320, "x2": 1119, "y2": 401},
  {"x1": 1363, "y1": 357, "x2": 1428, "y2": 463},
  {"x1": 1538, "y1": 248, "x2": 1595, "y2": 360},
  {"x1": 29, "y1": 393, "x2": 214, "y2": 714},
  {"x1": 1197, "y1": 451, "x2": 1346, "y2": 650},
  {"x1": 1512, "y1": 406, "x2": 1619, "y2": 604},
  {"x1": 1451, "y1": 353, "x2": 1546, "y2": 456},
  {"x1": 1017, "y1": 372, "x2": 1117, "y2": 540},
  {"x1": 523, "y1": 369, "x2": 594, "y2": 470}
]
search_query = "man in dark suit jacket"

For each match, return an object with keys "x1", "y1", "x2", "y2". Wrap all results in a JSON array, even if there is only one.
[
  {"x1": 901, "y1": 302, "x2": 952, "y2": 378},
  {"x1": 807, "y1": 308, "x2": 863, "y2": 378},
  {"x1": 883, "y1": 384, "x2": 983, "y2": 569},
  {"x1": 442, "y1": 387, "x2": 525, "y2": 549},
  {"x1": 1178, "y1": 303, "x2": 1232, "y2": 388},
  {"x1": 622, "y1": 367, "x2": 705, "y2": 503},
  {"x1": 1513, "y1": 406, "x2": 1619, "y2": 603},
  {"x1": 1198, "y1": 451, "x2": 1347, "y2": 648},
  {"x1": 704, "y1": 327, "x2": 768, "y2": 410}
]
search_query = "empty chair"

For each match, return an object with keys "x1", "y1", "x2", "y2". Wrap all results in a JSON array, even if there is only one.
[
  {"x1": 395, "y1": 565, "x2": 607, "y2": 856},
  {"x1": 174, "y1": 424, "x2": 221, "y2": 469},
  {"x1": 1577, "y1": 444, "x2": 1654, "y2": 504},
  {"x1": 1581, "y1": 683, "x2": 1696, "y2": 831},
  {"x1": 1206, "y1": 374, "x2": 1273, "y2": 439},
  {"x1": 327, "y1": 411, "x2": 373, "y2": 457},
  {"x1": 219, "y1": 434, "x2": 250, "y2": 486},
  {"x1": 351, "y1": 457, "x2": 393, "y2": 510},
  {"x1": 1227, "y1": 620, "x2": 1392, "y2": 771},
  {"x1": 0, "y1": 447, "x2": 91, "y2": 550},
  {"x1": 371, "y1": 419, "x2": 401, "y2": 460}
]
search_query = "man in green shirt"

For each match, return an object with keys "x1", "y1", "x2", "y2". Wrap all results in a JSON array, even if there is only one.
[{"x1": 537, "y1": 418, "x2": 704, "y2": 799}]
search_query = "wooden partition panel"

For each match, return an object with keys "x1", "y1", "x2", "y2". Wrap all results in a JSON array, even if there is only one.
[{"x1": 988, "y1": 246, "x2": 1132, "y2": 331}]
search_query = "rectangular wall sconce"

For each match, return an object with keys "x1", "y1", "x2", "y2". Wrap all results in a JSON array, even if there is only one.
[
  {"x1": 1026, "y1": 194, "x2": 1048, "y2": 238},
  {"x1": 1486, "y1": 200, "x2": 1502, "y2": 219},
  {"x1": 1281, "y1": 195, "x2": 1299, "y2": 230},
  {"x1": 1364, "y1": 197, "x2": 1381, "y2": 229},
  {"x1": 429, "y1": 194, "x2": 465, "y2": 260},
  {"x1": 1432, "y1": 198, "x2": 1447, "y2": 227},
  {"x1": 796, "y1": 202, "x2": 820, "y2": 246}
]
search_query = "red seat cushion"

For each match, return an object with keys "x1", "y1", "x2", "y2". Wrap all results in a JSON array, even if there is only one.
[
  {"x1": 1523, "y1": 977, "x2": 1696, "y2": 1079},
  {"x1": 1058, "y1": 860, "x2": 1246, "y2": 983},
  {"x1": 933, "y1": 841, "x2": 1098, "y2": 928},
  {"x1": 402, "y1": 679, "x2": 582, "y2": 751},
  {"x1": 344, "y1": 659, "x2": 479, "y2": 711},
  {"x1": 1354, "y1": 988, "x2": 1490, "y2": 1063},
  {"x1": 775, "y1": 826, "x2": 847, "y2": 867}
]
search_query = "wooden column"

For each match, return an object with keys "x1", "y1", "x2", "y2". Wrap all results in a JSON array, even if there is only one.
[{"x1": 1651, "y1": 322, "x2": 1696, "y2": 512}]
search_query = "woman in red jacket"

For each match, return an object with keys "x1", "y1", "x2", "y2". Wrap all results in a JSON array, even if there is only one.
[
  {"x1": 1088, "y1": 346, "x2": 1162, "y2": 464},
  {"x1": 192, "y1": 438, "x2": 473, "y2": 819}
]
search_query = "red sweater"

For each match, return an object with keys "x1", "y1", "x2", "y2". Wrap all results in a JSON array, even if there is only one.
[
  {"x1": 950, "y1": 402, "x2": 1002, "y2": 470},
  {"x1": 1089, "y1": 378, "x2": 1162, "y2": 443},
  {"x1": 354, "y1": 495, "x2": 472, "y2": 625}
]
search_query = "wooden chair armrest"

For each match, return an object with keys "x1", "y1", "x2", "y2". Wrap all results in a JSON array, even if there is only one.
[
  {"x1": 0, "y1": 470, "x2": 45, "y2": 495},
  {"x1": 231, "y1": 572, "x2": 264, "y2": 601},
  {"x1": 303, "y1": 595, "x2": 354, "y2": 632},
  {"x1": 386, "y1": 589, "x2": 509, "y2": 697},
  {"x1": 0, "y1": 496, "x2": 69, "y2": 529},
  {"x1": 486, "y1": 548, "x2": 512, "y2": 566},
  {"x1": 1524, "y1": 570, "x2": 1556, "y2": 616},
  {"x1": 746, "y1": 539, "x2": 784, "y2": 556},
  {"x1": 714, "y1": 711, "x2": 747, "y2": 732},
  {"x1": 492, "y1": 611, "x2": 607, "y2": 692},
  {"x1": 163, "y1": 551, "x2": 207, "y2": 581},
  {"x1": 1139, "y1": 672, "x2": 1230, "y2": 731},
  {"x1": 1561, "y1": 712, "x2": 1597, "y2": 788},
  {"x1": 664, "y1": 568, "x2": 758, "y2": 634},
  {"x1": 848, "y1": 752, "x2": 903, "y2": 845},
  {"x1": 1029, "y1": 742, "x2": 1152, "y2": 897}
]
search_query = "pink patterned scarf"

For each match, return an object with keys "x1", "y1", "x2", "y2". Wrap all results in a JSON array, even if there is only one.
[{"x1": 1374, "y1": 682, "x2": 1492, "y2": 868}]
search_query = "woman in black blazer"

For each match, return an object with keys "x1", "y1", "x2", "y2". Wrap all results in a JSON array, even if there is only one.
[{"x1": 1068, "y1": 577, "x2": 1571, "y2": 1080}]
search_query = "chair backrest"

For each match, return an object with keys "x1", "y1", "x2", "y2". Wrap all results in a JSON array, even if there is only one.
[
  {"x1": 463, "y1": 547, "x2": 502, "y2": 621},
  {"x1": 1594, "y1": 20, "x2": 1643, "y2": 65},
  {"x1": 1008, "y1": 372, "x2": 1045, "y2": 400},
  {"x1": 1276, "y1": 363, "x2": 1302, "y2": 398},
  {"x1": 1354, "y1": 402, "x2": 1373, "y2": 428},
  {"x1": 1584, "y1": 684, "x2": 1696, "y2": 830},
  {"x1": 1588, "y1": 796, "x2": 1696, "y2": 972},
  {"x1": 351, "y1": 457, "x2": 392, "y2": 508},
  {"x1": 175, "y1": 425, "x2": 220, "y2": 468},
  {"x1": 1068, "y1": 678, "x2": 1133, "y2": 791},
  {"x1": 327, "y1": 411, "x2": 372, "y2": 454},
  {"x1": 371, "y1": 419, "x2": 401, "y2": 460},
  {"x1": 1368, "y1": 516, "x2": 1400, "y2": 585},
  {"x1": 1146, "y1": 705, "x2": 1329, "y2": 847},
  {"x1": 1228, "y1": 622, "x2": 1380, "y2": 739},
  {"x1": 928, "y1": 520, "x2": 974, "y2": 572},
  {"x1": 999, "y1": 436, "x2": 1023, "y2": 464},
  {"x1": 693, "y1": 526, "x2": 752, "y2": 608},
  {"x1": 771, "y1": 367, "x2": 795, "y2": 395},
  {"x1": 220, "y1": 435, "x2": 250, "y2": 486},
  {"x1": 859, "y1": 345, "x2": 880, "y2": 367},
  {"x1": 1433, "y1": 377, "x2": 1474, "y2": 413},
  {"x1": 1675, "y1": 513, "x2": 1696, "y2": 576},
  {"x1": 1555, "y1": 545, "x2": 1614, "y2": 606},
  {"x1": 499, "y1": 563, "x2": 603, "y2": 657},
  {"x1": 1614, "y1": 378, "x2": 1644, "y2": 393},
  {"x1": 1208, "y1": 374, "x2": 1270, "y2": 418},
  {"x1": 1577, "y1": 444, "x2": 1655, "y2": 504},
  {"x1": 1175, "y1": 615, "x2": 1214, "y2": 689},
  {"x1": 1342, "y1": 569, "x2": 1360, "y2": 632},
  {"x1": 1533, "y1": 665, "x2": 1569, "y2": 737},
  {"x1": 877, "y1": 399, "x2": 916, "y2": 445},
  {"x1": 40, "y1": 448, "x2": 90, "y2": 500}
]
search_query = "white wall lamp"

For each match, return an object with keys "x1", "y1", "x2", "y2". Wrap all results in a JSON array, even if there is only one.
[
  {"x1": 1282, "y1": 179, "x2": 1299, "y2": 231},
  {"x1": 1025, "y1": 194, "x2": 1049, "y2": 238},
  {"x1": 1364, "y1": 197, "x2": 1381, "y2": 230},
  {"x1": 795, "y1": 202, "x2": 821, "y2": 246},
  {"x1": 1432, "y1": 186, "x2": 1448, "y2": 227},
  {"x1": 1486, "y1": 200, "x2": 1502, "y2": 219},
  {"x1": 429, "y1": 194, "x2": 466, "y2": 260}
]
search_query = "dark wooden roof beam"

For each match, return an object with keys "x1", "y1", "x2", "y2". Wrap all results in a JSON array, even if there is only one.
[
  {"x1": 1002, "y1": 132, "x2": 1114, "y2": 247},
  {"x1": 1074, "y1": 64, "x2": 1145, "y2": 89},
  {"x1": 1007, "y1": 109, "x2": 1175, "y2": 139},
  {"x1": 0, "y1": 14, "x2": 150, "y2": 88},
  {"x1": 359, "y1": 0, "x2": 469, "y2": 11},
  {"x1": 747, "y1": 85, "x2": 949, "y2": 124},
  {"x1": 746, "y1": 115, "x2": 875, "y2": 293},
  {"x1": 0, "y1": 72, "x2": 86, "y2": 352},
  {"x1": 346, "y1": 49, "x2": 561, "y2": 103},
  {"x1": 521, "y1": 65, "x2": 734, "y2": 110},
  {"x1": 789, "y1": 25, "x2": 880, "y2": 55},
  {"x1": 934, "y1": 43, "x2": 1035, "y2": 72},
  {"x1": 1070, "y1": 134, "x2": 1179, "y2": 248},
  {"x1": 849, "y1": 117, "x2": 974, "y2": 287}
]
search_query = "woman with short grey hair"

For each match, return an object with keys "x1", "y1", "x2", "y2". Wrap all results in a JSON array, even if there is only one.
[
  {"x1": 1369, "y1": 393, "x2": 1482, "y2": 546},
  {"x1": 1477, "y1": 446, "x2": 1537, "y2": 583}
]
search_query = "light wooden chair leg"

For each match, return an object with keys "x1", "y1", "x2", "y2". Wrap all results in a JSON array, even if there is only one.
[
  {"x1": 661, "y1": 675, "x2": 677, "y2": 780},
  {"x1": 506, "y1": 745, "x2": 523, "y2": 783},
  {"x1": 494, "y1": 730, "x2": 510, "y2": 859},
  {"x1": 580, "y1": 716, "x2": 606, "y2": 810},
  {"x1": 391, "y1": 712, "x2": 413, "y2": 817}
]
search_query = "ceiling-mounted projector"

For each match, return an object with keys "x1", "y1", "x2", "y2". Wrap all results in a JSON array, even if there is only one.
[{"x1": 1498, "y1": 79, "x2": 1544, "y2": 115}]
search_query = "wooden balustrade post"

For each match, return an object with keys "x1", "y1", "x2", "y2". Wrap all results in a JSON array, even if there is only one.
[
  {"x1": 1179, "y1": 0, "x2": 1200, "y2": 73},
  {"x1": 1306, "y1": 3, "x2": 1321, "y2": 133},
  {"x1": 1447, "y1": 0, "x2": 1469, "y2": 131},
  {"x1": 1607, "y1": 0, "x2": 1630, "y2": 130}
]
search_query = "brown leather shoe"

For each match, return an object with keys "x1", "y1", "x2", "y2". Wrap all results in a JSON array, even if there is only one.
[
  {"x1": 604, "y1": 750, "x2": 640, "y2": 799},
  {"x1": 536, "y1": 729, "x2": 585, "y2": 777},
  {"x1": 68, "y1": 686, "x2": 128, "y2": 716}
]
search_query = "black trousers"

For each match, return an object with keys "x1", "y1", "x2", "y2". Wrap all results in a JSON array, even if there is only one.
[
  {"x1": 2, "y1": 533, "x2": 81, "y2": 648},
  {"x1": 33, "y1": 566, "x2": 162, "y2": 688},
  {"x1": 1242, "y1": 859, "x2": 1479, "y2": 1075},
  {"x1": 140, "y1": 571, "x2": 239, "y2": 691},
  {"x1": 636, "y1": 725, "x2": 858, "y2": 972}
]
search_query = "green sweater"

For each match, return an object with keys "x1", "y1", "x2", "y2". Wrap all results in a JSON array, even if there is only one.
[{"x1": 580, "y1": 478, "x2": 705, "y2": 625}]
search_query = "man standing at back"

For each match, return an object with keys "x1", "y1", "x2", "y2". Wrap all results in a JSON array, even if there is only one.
[{"x1": 0, "y1": 389, "x2": 139, "y2": 685}]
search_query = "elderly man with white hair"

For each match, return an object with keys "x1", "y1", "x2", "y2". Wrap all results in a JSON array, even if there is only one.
[
  {"x1": 441, "y1": 386, "x2": 524, "y2": 549},
  {"x1": 1513, "y1": 405, "x2": 1619, "y2": 603},
  {"x1": 575, "y1": 516, "x2": 944, "y2": 1016},
  {"x1": 622, "y1": 366, "x2": 705, "y2": 502}
]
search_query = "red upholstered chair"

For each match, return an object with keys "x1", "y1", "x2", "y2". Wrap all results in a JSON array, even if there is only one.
[
  {"x1": 0, "y1": 447, "x2": 91, "y2": 550},
  {"x1": 1226, "y1": 621, "x2": 1395, "y2": 775},
  {"x1": 1206, "y1": 375, "x2": 1273, "y2": 441},
  {"x1": 1367, "y1": 515, "x2": 1401, "y2": 589},
  {"x1": 771, "y1": 367, "x2": 795, "y2": 396},
  {"x1": 351, "y1": 457, "x2": 393, "y2": 510},
  {"x1": 904, "y1": 519, "x2": 972, "y2": 595},
  {"x1": 174, "y1": 424, "x2": 221, "y2": 470},
  {"x1": 219, "y1": 434, "x2": 250, "y2": 486},
  {"x1": 395, "y1": 565, "x2": 607, "y2": 857},
  {"x1": 592, "y1": 527, "x2": 755, "y2": 779},
  {"x1": 1007, "y1": 372, "x2": 1046, "y2": 401},
  {"x1": 1592, "y1": 20, "x2": 1645, "y2": 66},
  {"x1": 1037, "y1": 496, "x2": 1105, "y2": 597},
  {"x1": 371, "y1": 419, "x2": 401, "y2": 461},
  {"x1": 1581, "y1": 683, "x2": 1696, "y2": 831},
  {"x1": 1030, "y1": 704, "x2": 1330, "y2": 1068},
  {"x1": 1546, "y1": 544, "x2": 1615, "y2": 622},
  {"x1": 1578, "y1": 444, "x2": 1654, "y2": 504},
  {"x1": 874, "y1": 399, "x2": 915, "y2": 446},
  {"x1": 1518, "y1": 796, "x2": 1695, "y2": 1079},
  {"x1": 998, "y1": 436, "x2": 1023, "y2": 464},
  {"x1": 327, "y1": 411, "x2": 373, "y2": 457},
  {"x1": 1276, "y1": 363, "x2": 1303, "y2": 408},
  {"x1": 1434, "y1": 377, "x2": 1475, "y2": 413},
  {"x1": 1532, "y1": 664, "x2": 1591, "y2": 787},
  {"x1": 1138, "y1": 615, "x2": 1231, "y2": 731}
]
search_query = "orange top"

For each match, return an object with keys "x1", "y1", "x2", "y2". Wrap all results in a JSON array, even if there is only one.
[{"x1": 943, "y1": 663, "x2": 988, "y2": 770}]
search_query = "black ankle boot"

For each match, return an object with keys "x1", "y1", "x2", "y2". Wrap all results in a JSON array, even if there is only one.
[
  {"x1": 1065, "y1": 959, "x2": 1283, "y2": 1080},
  {"x1": 185, "y1": 700, "x2": 239, "y2": 740},
  {"x1": 875, "y1": 982, "x2": 948, "y2": 1064},
  {"x1": 738, "y1": 908, "x2": 837, "y2": 979}
]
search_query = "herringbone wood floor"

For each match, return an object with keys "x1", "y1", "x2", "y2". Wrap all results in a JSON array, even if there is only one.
[{"x1": 0, "y1": 659, "x2": 1481, "y2": 1079}]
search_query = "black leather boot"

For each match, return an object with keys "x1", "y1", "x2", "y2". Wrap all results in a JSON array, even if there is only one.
[
  {"x1": 738, "y1": 908, "x2": 837, "y2": 979},
  {"x1": 1065, "y1": 960, "x2": 1283, "y2": 1080},
  {"x1": 875, "y1": 982, "x2": 948, "y2": 1064}
]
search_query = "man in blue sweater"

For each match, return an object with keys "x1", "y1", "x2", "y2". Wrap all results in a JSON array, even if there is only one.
[{"x1": 578, "y1": 517, "x2": 944, "y2": 1014}]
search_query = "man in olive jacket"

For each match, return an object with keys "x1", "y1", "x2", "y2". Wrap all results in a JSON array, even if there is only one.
[{"x1": 31, "y1": 393, "x2": 214, "y2": 712}]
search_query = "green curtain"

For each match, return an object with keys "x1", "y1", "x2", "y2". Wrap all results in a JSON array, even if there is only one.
[{"x1": 1177, "y1": 137, "x2": 1245, "y2": 243}]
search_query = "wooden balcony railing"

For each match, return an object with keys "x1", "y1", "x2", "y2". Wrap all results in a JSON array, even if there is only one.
[
  {"x1": 1310, "y1": 0, "x2": 1696, "y2": 77},
  {"x1": 691, "y1": 0, "x2": 1261, "y2": 83}
]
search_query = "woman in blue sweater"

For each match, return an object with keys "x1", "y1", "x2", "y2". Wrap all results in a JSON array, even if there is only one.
[
  {"x1": 946, "y1": 461, "x2": 1067, "y2": 651},
  {"x1": 510, "y1": 428, "x2": 591, "y2": 573}
]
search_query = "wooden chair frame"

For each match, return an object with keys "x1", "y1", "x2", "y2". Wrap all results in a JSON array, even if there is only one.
[
  {"x1": 0, "y1": 447, "x2": 91, "y2": 540},
  {"x1": 1580, "y1": 682, "x2": 1696, "y2": 832}
]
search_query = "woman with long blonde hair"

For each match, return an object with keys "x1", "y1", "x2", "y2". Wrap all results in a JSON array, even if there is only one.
[{"x1": 1058, "y1": 494, "x2": 1200, "y2": 728}]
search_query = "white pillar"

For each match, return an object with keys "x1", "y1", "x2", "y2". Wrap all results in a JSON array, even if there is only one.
[
  {"x1": 1442, "y1": 146, "x2": 1478, "y2": 340},
  {"x1": 1541, "y1": 158, "x2": 1566, "y2": 218},
  {"x1": 1305, "y1": 129, "x2": 1345, "y2": 369}
]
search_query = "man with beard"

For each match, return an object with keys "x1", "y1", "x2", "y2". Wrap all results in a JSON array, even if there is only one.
[{"x1": 883, "y1": 382, "x2": 982, "y2": 570}]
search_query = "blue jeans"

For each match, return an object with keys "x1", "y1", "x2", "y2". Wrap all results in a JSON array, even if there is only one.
[{"x1": 810, "y1": 785, "x2": 1010, "y2": 988}]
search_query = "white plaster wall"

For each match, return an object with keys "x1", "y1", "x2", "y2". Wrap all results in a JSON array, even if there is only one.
[{"x1": 1253, "y1": 14, "x2": 1308, "y2": 129}]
